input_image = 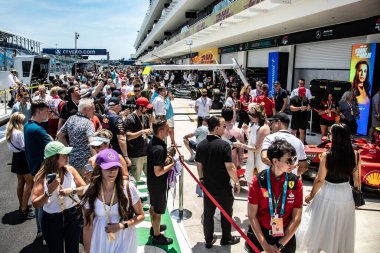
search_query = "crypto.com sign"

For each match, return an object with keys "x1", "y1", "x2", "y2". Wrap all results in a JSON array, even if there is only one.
[{"x1": 42, "y1": 48, "x2": 107, "y2": 56}]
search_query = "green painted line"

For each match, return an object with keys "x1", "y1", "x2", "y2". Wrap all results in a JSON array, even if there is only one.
[{"x1": 136, "y1": 177, "x2": 182, "y2": 253}]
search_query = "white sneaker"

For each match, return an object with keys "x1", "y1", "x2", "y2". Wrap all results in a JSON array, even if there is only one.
[
  {"x1": 43, "y1": 239, "x2": 47, "y2": 246},
  {"x1": 36, "y1": 232, "x2": 43, "y2": 239},
  {"x1": 188, "y1": 155, "x2": 195, "y2": 162}
]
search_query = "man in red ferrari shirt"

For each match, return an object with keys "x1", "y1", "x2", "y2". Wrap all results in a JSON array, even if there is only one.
[
  {"x1": 252, "y1": 83, "x2": 275, "y2": 118},
  {"x1": 245, "y1": 139, "x2": 303, "y2": 253}
]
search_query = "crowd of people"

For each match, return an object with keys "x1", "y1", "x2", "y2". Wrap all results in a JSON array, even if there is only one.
[{"x1": 4, "y1": 65, "x2": 377, "y2": 253}]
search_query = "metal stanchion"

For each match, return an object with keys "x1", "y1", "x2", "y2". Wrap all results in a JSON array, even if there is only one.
[
  {"x1": 170, "y1": 155, "x2": 192, "y2": 221},
  {"x1": 307, "y1": 108, "x2": 316, "y2": 136},
  {"x1": 4, "y1": 90, "x2": 7, "y2": 114}
]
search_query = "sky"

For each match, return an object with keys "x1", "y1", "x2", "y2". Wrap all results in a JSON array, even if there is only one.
[{"x1": 0, "y1": 0, "x2": 149, "y2": 60}]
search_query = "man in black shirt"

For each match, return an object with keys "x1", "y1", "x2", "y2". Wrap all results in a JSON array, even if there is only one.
[
  {"x1": 58, "y1": 86, "x2": 80, "y2": 130},
  {"x1": 125, "y1": 97, "x2": 152, "y2": 181},
  {"x1": 273, "y1": 81, "x2": 288, "y2": 114},
  {"x1": 290, "y1": 87, "x2": 310, "y2": 144},
  {"x1": 195, "y1": 116, "x2": 240, "y2": 248},
  {"x1": 147, "y1": 120, "x2": 175, "y2": 245}
]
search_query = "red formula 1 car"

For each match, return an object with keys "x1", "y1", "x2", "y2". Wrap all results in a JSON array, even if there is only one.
[{"x1": 304, "y1": 128, "x2": 380, "y2": 194}]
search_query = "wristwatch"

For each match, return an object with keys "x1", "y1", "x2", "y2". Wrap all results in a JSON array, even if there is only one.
[
  {"x1": 123, "y1": 221, "x2": 129, "y2": 229},
  {"x1": 44, "y1": 190, "x2": 52, "y2": 197},
  {"x1": 72, "y1": 187, "x2": 77, "y2": 195},
  {"x1": 276, "y1": 241, "x2": 285, "y2": 251}
]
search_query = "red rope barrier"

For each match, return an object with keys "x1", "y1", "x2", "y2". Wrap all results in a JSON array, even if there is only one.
[{"x1": 174, "y1": 146, "x2": 260, "y2": 253}]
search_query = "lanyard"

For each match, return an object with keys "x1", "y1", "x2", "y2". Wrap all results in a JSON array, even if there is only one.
[
  {"x1": 101, "y1": 184, "x2": 116, "y2": 224},
  {"x1": 201, "y1": 97, "x2": 207, "y2": 107},
  {"x1": 267, "y1": 169, "x2": 288, "y2": 217}
]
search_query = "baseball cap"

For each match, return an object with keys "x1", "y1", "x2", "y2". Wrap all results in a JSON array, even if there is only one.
[
  {"x1": 298, "y1": 87, "x2": 306, "y2": 97},
  {"x1": 89, "y1": 136, "x2": 110, "y2": 147},
  {"x1": 268, "y1": 113, "x2": 290, "y2": 125},
  {"x1": 112, "y1": 89, "x2": 122, "y2": 97},
  {"x1": 44, "y1": 141, "x2": 72, "y2": 159},
  {"x1": 95, "y1": 148, "x2": 122, "y2": 170},
  {"x1": 108, "y1": 97, "x2": 120, "y2": 106},
  {"x1": 136, "y1": 97, "x2": 152, "y2": 109},
  {"x1": 274, "y1": 81, "x2": 280, "y2": 85}
]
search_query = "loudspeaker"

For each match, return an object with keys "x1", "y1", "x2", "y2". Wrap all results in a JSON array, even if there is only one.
[
  {"x1": 185, "y1": 12, "x2": 197, "y2": 19},
  {"x1": 164, "y1": 31, "x2": 172, "y2": 36}
]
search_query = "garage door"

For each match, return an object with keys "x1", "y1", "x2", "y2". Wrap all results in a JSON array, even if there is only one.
[
  {"x1": 295, "y1": 36, "x2": 366, "y2": 69},
  {"x1": 220, "y1": 52, "x2": 238, "y2": 64},
  {"x1": 247, "y1": 48, "x2": 277, "y2": 68}
]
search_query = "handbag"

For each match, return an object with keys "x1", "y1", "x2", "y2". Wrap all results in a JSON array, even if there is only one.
[{"x1": 352, "y1": 152, "x2": 365, "y2": 207}]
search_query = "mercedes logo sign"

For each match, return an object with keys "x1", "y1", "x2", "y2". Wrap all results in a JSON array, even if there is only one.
[
  {"x1": 316, "y1": 30, "x2": 321, "y2": 39},
  {"x1": 55, "y1": 49, "x2": 61, "y2": 55}
]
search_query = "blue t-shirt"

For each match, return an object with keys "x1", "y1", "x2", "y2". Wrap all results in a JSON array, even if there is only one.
[
  {"x1": 24, "y1": 120, "x2": 51, "y2": 176},
  {"x1": 165, "y1": 97, "x2": 174, "y2": 120}
]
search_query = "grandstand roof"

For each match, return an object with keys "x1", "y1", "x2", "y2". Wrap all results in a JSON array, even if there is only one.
[{"x1": 0, "y1": 28, "x2": 41, "y2": 44}]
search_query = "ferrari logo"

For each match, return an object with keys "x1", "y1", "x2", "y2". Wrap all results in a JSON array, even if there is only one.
[{"x1": 288, "y1": 181, "x2": 295, "y2": 189}]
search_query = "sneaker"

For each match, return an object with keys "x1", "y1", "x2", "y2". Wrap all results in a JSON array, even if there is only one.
[
  {"x1": 205, "y1": 234, "x2": 217, "y2": 249},
  {"x1": 36, "y1": 232, "x2": 43, "y2": 239},
  {"x1": 43, "y1": 239, "x2": 47, "y2": 246},
  {"x1": 152, "y1": 234, "x2": 173, "y2": 245},
  {"x1": 19, "y1": 211, "x2": 35, "y2": 220},
  {"x1": 220, "y1": 236, "x2": 240, "y2": 246},
  {"x1": 188, "y1": 155, "x2": 195, "y2": 162},
  {"x1": 149, "y1": 224, "x2": 167, "y2": 235}
]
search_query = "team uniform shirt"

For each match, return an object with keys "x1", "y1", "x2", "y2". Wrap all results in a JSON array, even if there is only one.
[
  {"x1": 147, "y1": 136, "x2": 168, "y2": 193},
  {"x1": 252, "y1": 95, "x2": 275, "y2": 117},
  {"x1": 274, "y1": 88, "x2": 288, "y2": 112},
  {"x1": 318, "y1": 100, "x2": 337, "y2": 122},
  {"x1": 195, "y1": 97, "x2": 212, "y2": 117},
  {"x1": 240, "y1": 94, "x2": 250, "y2": 111},
  {"x1": 262, "y1": 130, "x2": 307, "y2": 174},
  {"x1": 102, "y1": 111, "x2": 125, "y2": 155},
  {"x1": 248, "y1": 170, "x2": 303, "y2": 230}
]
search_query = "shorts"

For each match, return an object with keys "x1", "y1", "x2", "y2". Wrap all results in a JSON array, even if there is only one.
[
  {"x1": 189, "y1": 140, "x2": 197, "y2": 151},
  {"x1": 149, "y1": 189, "x2": 167, "y2": 215},
  {"x1": 291, "y1": 117, "x2": 308, "y2": 130},
  {"x1": 320, "y1": 117, "x2": 335, "y2": 127},
  {"x1": 372, "y1": 115, "x2": 380, "y2": 128},
  {"x1": 167, "y1": 117, "x2": 174, "y2": 128},
  {"x1": 11, "y1": 151, "x2": 30, "y2": 175}
]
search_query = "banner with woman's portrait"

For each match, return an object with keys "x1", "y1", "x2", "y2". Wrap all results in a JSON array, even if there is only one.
[{"x1": 350, "y1": 43, "x2": 377, "y2": 135}]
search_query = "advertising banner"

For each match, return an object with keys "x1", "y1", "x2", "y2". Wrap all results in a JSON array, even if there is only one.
[
  {"x1": 42, "y1": 48, "x2": 107, "y2": 56},
  {"x1": 193, "y1": 48, "x2": 219, "y2": 64},
  {"x1": 349, "y1": 43, "x2": 377, "y2": 135},
  {"x1": 267, "y1": 52, "x2": 279, "y2": 97}
]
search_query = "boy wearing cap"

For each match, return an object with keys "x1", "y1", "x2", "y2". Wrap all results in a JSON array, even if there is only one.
[
  {"x1": 125, "y1": 97, "x2": 153, "y2": 181},
  {"x1": 289, "y1": 87, "x2": 310, "y2": 144}
]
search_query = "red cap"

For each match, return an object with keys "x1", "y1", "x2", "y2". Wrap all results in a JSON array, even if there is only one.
[
  {"x1": 136, "y1": 97, "x2": 152, "y2": 109},
  {"x1": 298, "y1": 87, "x2": 306, "y2": 97}
]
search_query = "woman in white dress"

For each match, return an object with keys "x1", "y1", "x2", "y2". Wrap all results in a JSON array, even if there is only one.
[
  {"x1": 82, "y1": 148, "x2": 145, "y2": 253},
  {"x1": 296, "y1": 123, "x2": 360, "y2": 253},
  {"x1": 236, "y1": 103, "x2": 270, "y2": 186}
]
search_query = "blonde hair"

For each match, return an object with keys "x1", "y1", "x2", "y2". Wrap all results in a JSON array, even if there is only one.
[
  {"x1": 5, "y1": 112, "x2": 25, "y2": 142},
  {"x1": 94, "y1": 129, "x2": 113, "y2": 140},
  {"x1": 50, "y1": 86, "x2": 60, "y2": 97},
  {"x1": 240, "y1": 85, "x2": 250, "y2": 96}
]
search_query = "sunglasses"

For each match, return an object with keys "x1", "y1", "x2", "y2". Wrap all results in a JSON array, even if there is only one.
[
  {"x1": 91, "y1": 145, "x2": 102, "y2": 149},
  {"x1": 285, "y1": 156, "x2": 297, "y2": 165},
  {"x1": 23, "y1": 96, "x2": 30, "y2": 99},
  {"x1": 134, "y1": 90, "x2": 141, "y2": 92}
]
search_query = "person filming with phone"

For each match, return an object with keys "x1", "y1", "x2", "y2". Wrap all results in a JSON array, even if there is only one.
[{"x1": 32, "y1": 141, "x2": 86, "y2": 253}]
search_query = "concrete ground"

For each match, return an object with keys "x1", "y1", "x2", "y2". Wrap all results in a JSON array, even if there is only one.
[{"x1": 170, "y1": 97, "x2": 380, "y2": 253}]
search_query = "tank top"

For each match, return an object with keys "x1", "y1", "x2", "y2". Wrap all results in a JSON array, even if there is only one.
[{"x1": 43, "y1": 170, "x2": 79, "y2": 213}]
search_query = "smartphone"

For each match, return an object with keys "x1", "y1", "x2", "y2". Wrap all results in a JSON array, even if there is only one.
[
  {"x1": 47, "y1": 173, "x2": 56, "y2": 184},
  {"x1": 84, "y1": 164, "x2": 94, "y2": 173}
]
